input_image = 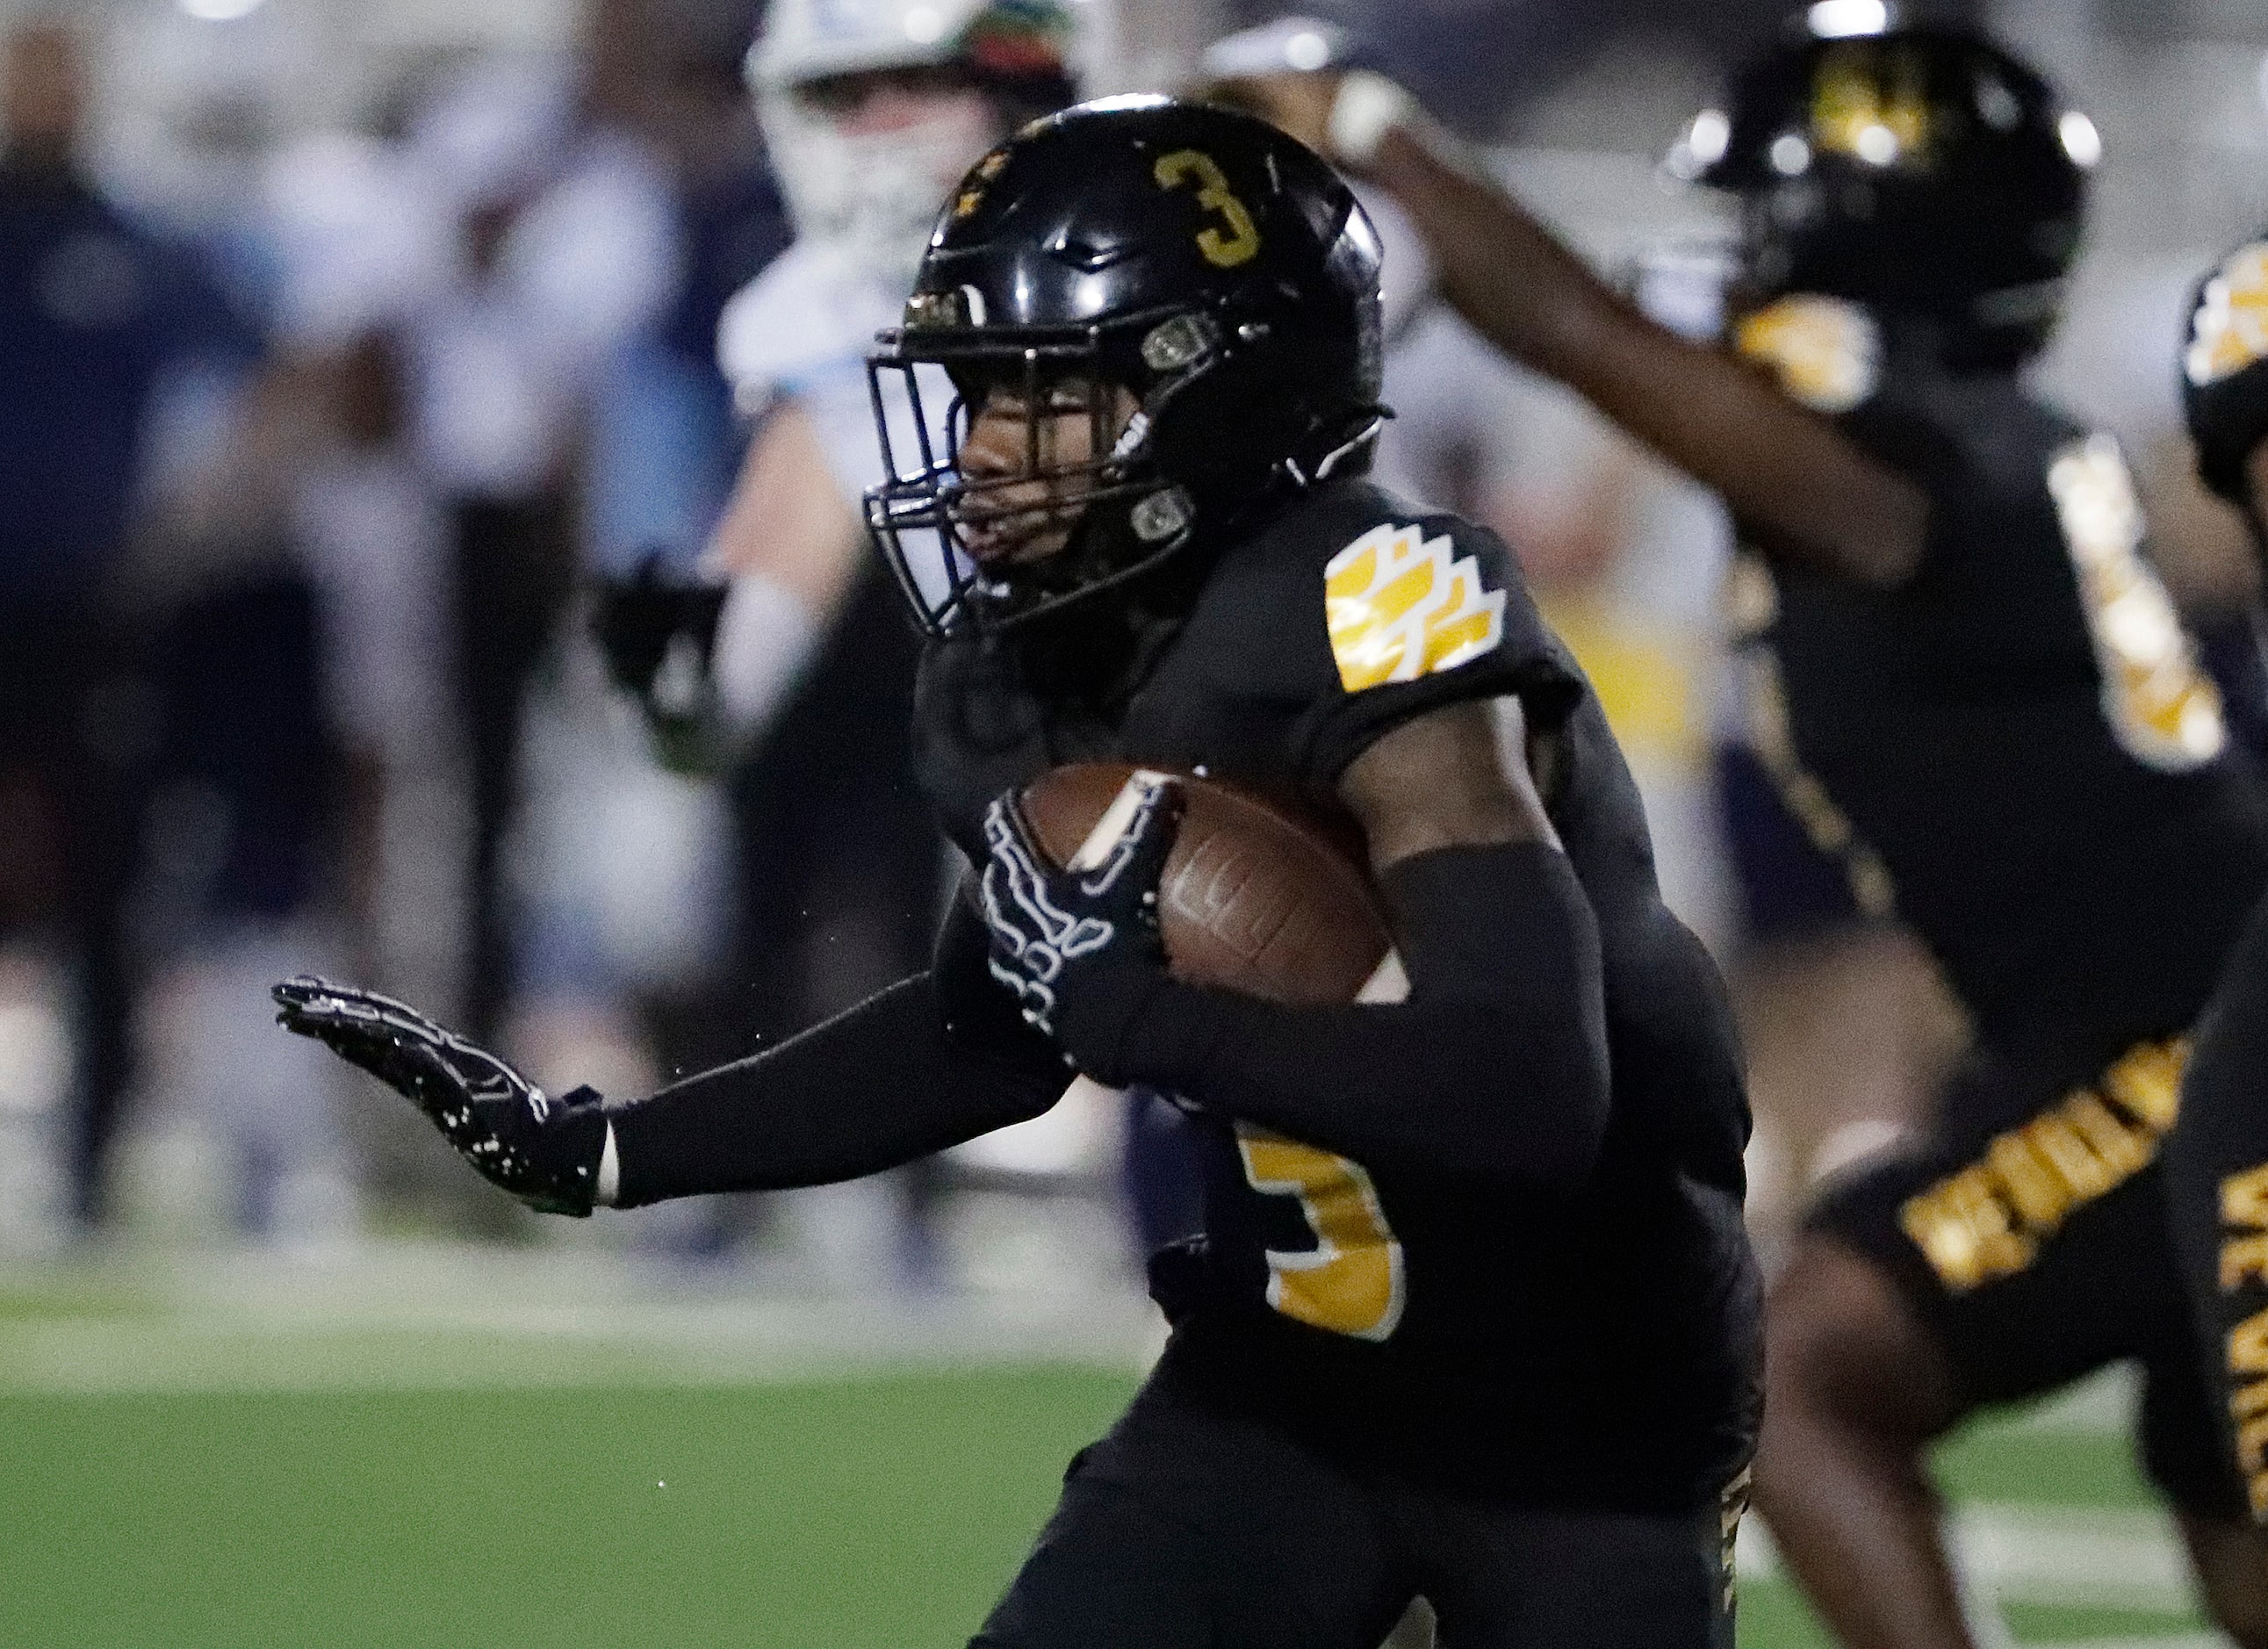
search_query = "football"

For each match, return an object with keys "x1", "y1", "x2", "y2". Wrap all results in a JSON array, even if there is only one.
[{"x1": 1016, "y1": 763, "x2": 1395, "y2": 1006}]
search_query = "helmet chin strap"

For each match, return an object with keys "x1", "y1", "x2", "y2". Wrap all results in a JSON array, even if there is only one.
[{"x1": 1305, "y1": 411, "x2": 1390, "y2": 485}]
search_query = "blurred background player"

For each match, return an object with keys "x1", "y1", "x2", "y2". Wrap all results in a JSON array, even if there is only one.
[
  {"x1": 594, "y1": 0, "x2": 1084, "y2": 1278},
  {"x1": 2172, "y1": 236, "x2": 2268, "y2": 1536},
  {"x1": 1220, "y1": 15, "x2": 2268, "y2": 1647}
]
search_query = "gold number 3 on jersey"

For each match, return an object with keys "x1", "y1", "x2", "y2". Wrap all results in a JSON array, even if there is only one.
[
  {"x1": 1154, "y1": 149, "x2": 1262, "y2": 270},
  {"x1": 1235, "y1": 1127, "x2": 1407, "y2": 1342}
]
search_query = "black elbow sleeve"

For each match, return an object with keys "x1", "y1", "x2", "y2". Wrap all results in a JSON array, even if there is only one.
[
  {"x1": 1384, "y1": 840, "x2": 1610, "y2": 1175},
  {"x1": 1379, "y1": 840, "x2": 1601, "y2": 1003},
  {"x1": 1122, "y1": 839, "x2": 1610, "y2": 1183}
]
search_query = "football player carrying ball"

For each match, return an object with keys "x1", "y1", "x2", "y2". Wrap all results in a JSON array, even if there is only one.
[
  {"x1": 1215, "y1": 17, "x2": 2268, "y2": 1646},
  {"x1": 280, "y1": 100, "x2": 1760, "y2": 1647}
]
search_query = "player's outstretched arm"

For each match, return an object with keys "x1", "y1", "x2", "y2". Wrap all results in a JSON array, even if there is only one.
[
  {"x1": 1218, "y1": 69, "x2": 1927, "y2": 587},
  {"x1": 602, "y1": 895, "x2": 1070, "y2": 1205},
  {"x1": 276, "y1": 900, "x2": 1070, "y2": 1212},
  {"x1": 976, "y1": 701, "x2": 1612, "y2": 1185}
]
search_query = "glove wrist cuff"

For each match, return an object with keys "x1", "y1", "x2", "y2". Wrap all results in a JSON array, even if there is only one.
[
  {"x1": 1092, "y1": 970, "x2": 1218, "y2": 1093},
  {"x1": 538, "y1": 1087, "x2": 610, "y2": 1218}
]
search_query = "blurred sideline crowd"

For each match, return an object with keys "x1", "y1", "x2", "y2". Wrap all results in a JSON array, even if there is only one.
[{"x1": 3, "y1": 0, "x2": 2264, "y2": 1295}]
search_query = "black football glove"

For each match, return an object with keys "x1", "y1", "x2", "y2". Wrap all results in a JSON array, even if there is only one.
[
  {"x1": 589, "y1": 552, "x2": 731, "y2": 770},
  {"x1": 977, "y1": 778, "x2": 1182, "y2": 1084},
  {"x1": 272, "y1": 976, "x2": 607, "y2": 1216}
]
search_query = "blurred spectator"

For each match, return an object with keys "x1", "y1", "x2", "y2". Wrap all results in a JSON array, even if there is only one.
[
  {"x1": 401, "y1": 52, "x2": 679, "y2": 1041},
  {"x1": 100, "y1": 45, "x2": 367, "y2": 1242},
  {"x1": 131, "y1": 458, "x2": 355, "y2": 1239},
  {"x1": 0, "y1": 16, "x2": 255, "y2": 1231}
]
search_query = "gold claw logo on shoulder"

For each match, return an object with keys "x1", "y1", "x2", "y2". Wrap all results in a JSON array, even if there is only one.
[
  {"x1": 1735, "y1": 295, "x2": 1883, "y2": 414},
  {"x1": 2186, "y1": 242, "x2": 2268, "y2": 386},
  {"x1": 1324, "y1": 522, "x2": 1507, "y2": 694}
]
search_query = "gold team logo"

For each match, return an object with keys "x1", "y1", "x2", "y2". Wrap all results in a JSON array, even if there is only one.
[
  {"x1": 1717, "y1": 1466, "x2": 1753, "y2": 1614},
  {"x1": 2046, "y1": 435, "x2": 2227, "y2": 772},
  {"x1": 1324, "y1": 523, "x2": 1507, "y2": 694},
  {"x1": 1733, "y1": 295, "x2": 1883, "y2": 414},
  {"x1": 2185, "y1": 241, "x2": 2268, "y2": 386},
  {"x1": 951, "y1": 148, "x2": 1012, "y2": 221}
]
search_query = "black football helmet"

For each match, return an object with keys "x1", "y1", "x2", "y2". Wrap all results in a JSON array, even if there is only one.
[
  {"x1": 865, "y1": 96, "x2": 1386, "y2": 636},
  {"x1": 1676, "y1": 17, "x2": 2096, "y2": 358},
  {"x1": 2182, "y1": 236, "x2": 2268, "y2": 519}
]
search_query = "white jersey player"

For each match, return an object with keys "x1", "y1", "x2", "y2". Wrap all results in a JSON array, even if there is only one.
[
  {"x1": 600, "y1": 0, "x2": 1081, "y2": 750},
  {"x1": 583, "y1": 0, "x2": 1083, "y2": 1284}
]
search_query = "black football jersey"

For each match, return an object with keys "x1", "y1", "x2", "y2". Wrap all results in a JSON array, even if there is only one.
[
  {"x1": 1751, "y1": 353, "x2": 2268, "y2": 1083},
  {"x1": 913, "y1": 479, "x2": 1760, "y2": 1511}
]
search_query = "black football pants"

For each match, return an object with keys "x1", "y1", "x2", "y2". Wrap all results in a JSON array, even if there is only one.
[
  {"x1": 969, "y1": 1359, "x2": 1739, "y2": 1649},
  {"x1": 2166, "y1": 886, "x2": 2268, "y2": 1523},
  {"x1": 1810, "y1": 1034, "x2": 2246, "y2": 1523}
]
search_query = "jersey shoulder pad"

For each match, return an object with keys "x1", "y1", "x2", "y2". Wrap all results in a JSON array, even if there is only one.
[
  {"x1": 715, "y1": 239, "x2": 899, "y2": 411},
  {"x1": 1220, "y1": 482, "x2": 1586, "y2": 792}
]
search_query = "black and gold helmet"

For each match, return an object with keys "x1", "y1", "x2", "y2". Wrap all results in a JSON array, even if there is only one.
[
  {"x1": 1674, "y1": 16, "x2": 2097, "y2": 359},
  {"x1": 865, "y1": 96, "x2": 1386, "y2": 636},
  {"x1": 2182, "y1": 237, "x2": 2268, "y2": 515}
]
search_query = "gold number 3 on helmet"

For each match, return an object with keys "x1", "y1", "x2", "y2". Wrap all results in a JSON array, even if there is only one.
[{"x1": 1154, "y1": 148, "x2": 1262, "y2": 269}]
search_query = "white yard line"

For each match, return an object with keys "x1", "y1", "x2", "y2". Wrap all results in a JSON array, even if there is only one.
[
  {"x1": 1741, "y1": 1506, "x2": 2214, "y2": 1637},
  {"x1": 0, "y1": 1307, "x2": 1161, "y2": 1394},
  {"x1": 1948, "y1": 1503, "x2": 2194, "y2": 1613},
  {"x1": 0, "y1": 1238, "x2": 1163, "y2": 1394},
  {"x1": 1998, "y1": 1365, "x2": 2135, "y2": 1437}
]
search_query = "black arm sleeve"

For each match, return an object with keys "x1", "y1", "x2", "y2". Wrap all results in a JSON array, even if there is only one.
[
  {"x1": 610, "y1": 894, "x2": 1069, "y2": 1206},
  {"x1": 1112, "y1": 839, "x2": 1609, "y2": 1185}
]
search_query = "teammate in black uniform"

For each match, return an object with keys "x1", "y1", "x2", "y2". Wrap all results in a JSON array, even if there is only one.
[
  {"x1": 2174, "y1": 240, "x2": 2268, "y2": 1537},
  {"x1": 1213, "y1": 18, "x2": 2268, "y2": 1648},
  {"x1": 273, "y1": 100, "x2": 1759, "y2": 1646}
]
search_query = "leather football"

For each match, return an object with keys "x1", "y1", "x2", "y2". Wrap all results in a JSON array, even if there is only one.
[{"x1": 1017, "y1": 763, "x2": 1393, "y2": 1006}]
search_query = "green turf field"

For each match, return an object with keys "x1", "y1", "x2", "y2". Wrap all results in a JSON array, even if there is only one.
[{"x1": 0, "y1": 1249, "x2": 2223, "y2": 1648}]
